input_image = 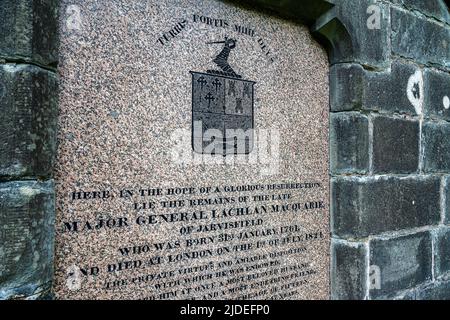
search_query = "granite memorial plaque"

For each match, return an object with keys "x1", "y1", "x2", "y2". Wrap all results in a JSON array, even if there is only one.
[{"x1": 55, "y1": 0, "x2": 330, "y2": 300}]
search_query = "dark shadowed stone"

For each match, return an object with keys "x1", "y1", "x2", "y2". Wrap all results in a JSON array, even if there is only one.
[
  {"x1": 415, "y1": 281, "x2": 450, "y2": 300},
  {"x1": 434, "y1": 227, "x2": 450, "y2": 278},
  {"x1": 0, "y1": 180, "x2": 55, "y2": 300},
  {"x1": 330, "y1": 64, "x2": 365, "y2": 112},
  {"x1": 369, "y1": 231, "x2": 433, "y2": 299},
  {"x1": 364, "y1": 60, "x2": 422, "y2": 115},
  {"x1": 332, "y1": 176, "x2": 441, "y2": 238},
  {"x1": 423, "y1": 121, "x2": 450, "y2": 173},
  {"x1": 391, "y1": 8, "x2": 450, "y2": 68},
  {"x1": 445, "y1": 176, "x2": 450, "y2": 225},
  {"x1": 372, "y1": 116, "x2": 420, "y2": 174},
  {"x1": 423, "y1": 68, "x2": 450, "y2": 121},
  {"x1": 0, "y1": 64, "x2": 58, "y2": 179},
  {"x1": 331, "y1": 240, "x2": 367, "y2": 300},
  {"x1": 330, "y1": 112, "x2": 369, "y2": 174},
  {"x1": 394, "y1": 0, "x2": 450, "y2": 23},
  {"x1": 314, "y1": 0, "x2": 390, "y2": 68},
  {"x1": 0, "y1": 0, "x2": 59, "y2": 67}
]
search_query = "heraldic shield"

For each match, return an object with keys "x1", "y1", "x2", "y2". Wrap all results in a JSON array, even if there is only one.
[{"x1": 191, "y1": 71, "x2": 255, "y2": 155}]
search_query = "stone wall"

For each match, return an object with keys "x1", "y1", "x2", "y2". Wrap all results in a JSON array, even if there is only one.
[
  {"x1": 0, "y1": 0, "x2": 449, "y2": 300},
  {"x1": 0, "y1": 0, "x2": 59, "y2": 299},
  {"x1": 325, "y1": 0, "x2": 450, "y2": 299}
]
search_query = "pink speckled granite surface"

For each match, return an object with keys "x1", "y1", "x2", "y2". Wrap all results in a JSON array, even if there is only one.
[{"x1": 54, "y1": 0, "x2": 330, "y2": 300}]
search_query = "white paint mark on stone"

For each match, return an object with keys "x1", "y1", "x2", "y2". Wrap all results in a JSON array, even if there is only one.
[
  {"x1": 0, "y1": 82, "x2": 5, "y2": 99},
  {"x1": 66, "y1": 5, "x2": 82, "y2": 31},
  {"x1": 407, "y1": 70, "x2": 424, "y2": 115},
  {"x1": 369, "y1": 265, "x2": 381, "y2": 290},
  {"x1": 443, "y1": 96, "x2": 450, "y2": 110}
]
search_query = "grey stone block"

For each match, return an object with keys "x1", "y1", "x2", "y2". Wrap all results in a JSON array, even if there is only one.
[
  {"x1": 364, "y1": 60, "x2": 422, "y2": 115},
  {"x1": 372, "y1": 116, "x2": 420, "y2": 174},
  {"x1": 332, "y1": 176, "x2": 441, "y2": 238},
  {"x1": 330, "y1": 64, "x2": 365, "y2": 112},
  {"x1": 0, "y1": 180, "x2": 55, "y2": 300},
  {"x1": 369, "y1": 231, "x2": 433, "y2": 299},
  {"x1": 423, "y1": 68, "x2": 450, "y2": 121},
  {"x1": 330, "y1": 112, "x2": 369, "y2": 174},
  {"x1": 330, "y1": 60, "x2": 425, "y2": 116},
  {"x1": 391, "y1": 8, "x2": 450, "y2": 68},
  {"x1": 423, "y1": 121, "x2": 450, "y2": 173},
  {"x1": 415, "y1": 281, "x2": 450, "y2": 300},
  {"x1": 445, "y1": 176, "x2": 450, "y2": 225},
  {"x1": 0, "y1": 64, "x2": 58, "y2": 179},
  {"x1": 313, "y1": 0, "x2": 390, "y2": 68},
  {"x1": 338, "y1": 0, "x2": 391, "y2": 68},
  {"x1": 0, "y1": 0, "x2": 59, "y2": 67},
  {"x1": 331, "y1": 240, "x2": 368, "y2": 300},
  {"x1": 396, "y1": 0, "x2": 450, "y2": 24},
  {"x1": 434, "y1": 227, "x2": 450, "y2": 278}
]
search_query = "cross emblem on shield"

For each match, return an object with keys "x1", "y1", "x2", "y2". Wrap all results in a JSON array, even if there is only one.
[{"x1": 191, "y1": 72, "x2": 255, "y2": 155}]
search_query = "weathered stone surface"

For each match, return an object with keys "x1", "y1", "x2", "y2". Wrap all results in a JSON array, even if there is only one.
[
  {"x1": 434, "y1": 227, "x2": 450, "y2": 278},
  {"x1": 314, "y1": 0, "x2": 390, "y2": 68},
  {"x1": 369, "y1": 231, "x2": 433, "y2": 299},
  {"x1": 330, "y1": 60, "x2": 426, "y2": 116},
  {"x1": 330, "y1": 112, "x2": 369, "y2": 174},
  {"x1": 372, "y1": 116, "x2": 419, "y2": 174},
  {"x1": 331, "y1": 240, "x2": 367, "y2": 300},
  {"x1": 415, "y1": 281, "x2": 450, "y2": 300},
  {"x1": 394, "y1": 0, "x2": 450, "y2": 24},
  {"x1": 0, "y1": 180, "x2": 55, "y2": 300},
  {"x1": 423, "y1": 121, "x2": 450, "y2": 173},
  {"x1": 0, "y1": 64, "x2": 58, "y2": 179},
  {"x1": 391, "y1": 8, "x2": 450, "y2": 68},
  {"x1": 330, "y1": 64, "x2": 364, "y2": 112},
  {"x1": 0, "y1": 0, "x2": 59, "y2": 67},
  {"x1": 445, "y1": 176, "x2": 450, "y2": 225},
  {"x1": 332, "y1": 176, "x2": 441, "y2": 238},
  {"x1": 364, "y1": 60, "x2": 422, "y2": 115},
  {"x1": 423, "y1": 68, "x2": 450, "y2": 121}
]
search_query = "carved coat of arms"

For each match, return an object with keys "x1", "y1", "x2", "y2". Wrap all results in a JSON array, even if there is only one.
[{"x1": 191, "y1": 37, "x2": 255, "y2": 155}]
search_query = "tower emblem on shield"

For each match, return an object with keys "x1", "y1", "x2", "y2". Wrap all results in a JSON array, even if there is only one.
[{"x1": 191, "y1": 37, "x2": 255, "y2": 155}]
